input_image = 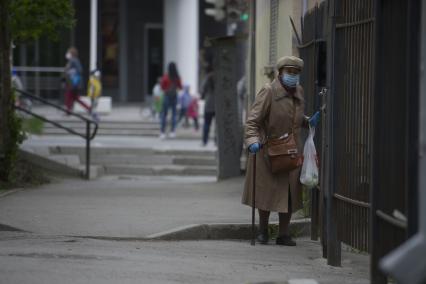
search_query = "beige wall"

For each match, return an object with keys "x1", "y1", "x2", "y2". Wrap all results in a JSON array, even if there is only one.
[
  {"x1": 255, "y1": 0, "x2": 271, "y2": 93},
  {"x1": 249, "y1": 0, "x2": 325, "y2": 105},
  {"x1": 254, "y1": 0, "x2": 298, "y2": 93},
  {"x1": 277, "y1": 0, "x2": 294, "y2": 59},
  {"x1": 307, "y1": 0, "x2": 324, "y2": 11}
]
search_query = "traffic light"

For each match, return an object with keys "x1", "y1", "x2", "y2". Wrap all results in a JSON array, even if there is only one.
[
  {"x1": 240, "y1": 12, "x2": 249, "y2": 22},
  {"x1": 227, "y1": 0, "x2": 249, "y2": 23},
  {"x1": 204, "y1": 0, "x2": 226, "y2": 22}
]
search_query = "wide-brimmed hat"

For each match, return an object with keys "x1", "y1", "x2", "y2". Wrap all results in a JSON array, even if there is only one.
[{"x1": 276, "y1": 56, "x2": 304, "y2": 71}]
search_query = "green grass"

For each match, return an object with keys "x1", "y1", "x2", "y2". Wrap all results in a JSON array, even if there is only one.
[{"x1": 22, "y1": 117, "x2": 44, "y2": 135}]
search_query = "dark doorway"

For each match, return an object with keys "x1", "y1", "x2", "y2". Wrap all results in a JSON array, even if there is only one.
[{"x1": 144, "y1": 25, "x2": 163, "y2": 97}]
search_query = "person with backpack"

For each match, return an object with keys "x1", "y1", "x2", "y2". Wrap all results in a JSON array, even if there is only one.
[
  {"x1": 63, "y1": 47, "x2": 90, "y2": 114},
  {"x1": 159, "y1": 62, "x2": 182, "y2": 139}
]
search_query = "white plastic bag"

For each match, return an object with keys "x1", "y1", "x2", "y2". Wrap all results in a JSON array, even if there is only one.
[{"x1": 300, "y1": 126, "x2": 319, "y2": 188}]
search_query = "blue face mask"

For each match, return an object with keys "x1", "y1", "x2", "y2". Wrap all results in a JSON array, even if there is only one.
[{"x1": 281, "y1": 73, "x2": 300, "y2": 88}]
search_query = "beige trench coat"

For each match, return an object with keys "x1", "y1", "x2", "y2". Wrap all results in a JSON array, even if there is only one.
[{"x1": 242, "y1": 78, "x2": 308, "y2": 213}]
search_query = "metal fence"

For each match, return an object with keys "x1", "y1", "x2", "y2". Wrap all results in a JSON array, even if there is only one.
[
  {"x1": 371, "y1": 0, "x2": 420, "y2": 282},
  {"x1": 332, "y1": 0, "x2": 375, "y2": 253},
  {"x1": 13, "y1": 66, "x2": 65, "y2": 101},
  {"x1": 298, "y1": 0, "x2": 422, "y2": 282},
  {"x1": 299, "y1": 2, "x2": 327, "y2": 244}
]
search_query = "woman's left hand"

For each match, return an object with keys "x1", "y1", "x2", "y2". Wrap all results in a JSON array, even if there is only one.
[{"x1": 309, "y1": 111, "x2": 321, "y2": 128}]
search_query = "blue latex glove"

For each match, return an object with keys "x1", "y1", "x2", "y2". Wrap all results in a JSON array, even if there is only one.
[
  {"x1": 309, "y1": 111, "x2": 321, "y2": 128},
  {"x1": 248, "y1": 142, "x2": 261, "y2": 154}
]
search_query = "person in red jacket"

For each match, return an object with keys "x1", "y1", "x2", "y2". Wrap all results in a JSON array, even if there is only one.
[{"x1": 160, "y1": 62, "x2": 182, "y2": 139}]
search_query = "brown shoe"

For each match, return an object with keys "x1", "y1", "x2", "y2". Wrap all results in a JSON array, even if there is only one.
[{"x1": 276, "y1": 235, "x2": 296, "y2": 246}]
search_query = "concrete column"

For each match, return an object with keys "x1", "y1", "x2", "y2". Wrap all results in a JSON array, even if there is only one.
[
  {"x1": 212, "y1": 36, "x2": 242, "y2": 180},
  {"x1": 90, "y1": 0, "x2": 98, "y2": 72},
  {"x1": 164, "y1": 0, "x2": 199, "y2": 93}
]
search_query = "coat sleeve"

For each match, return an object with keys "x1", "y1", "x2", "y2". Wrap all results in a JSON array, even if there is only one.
[
  {"x1": 297, "y1": 86, "x2": 310, "y2": 128},
  {"x1": 245, "y1": 86, "x2": 271, "y2": 147}
]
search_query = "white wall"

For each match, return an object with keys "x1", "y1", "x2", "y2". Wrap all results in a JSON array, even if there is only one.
[{"x1": 164, "y1": 0, "x2": 199, "y2": 93}]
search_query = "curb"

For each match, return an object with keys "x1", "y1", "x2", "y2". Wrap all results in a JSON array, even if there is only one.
[
  {"x1": 1, "y1": 219, "x2": 311, "y2": 242},
  {"x1": 0, "y1": 188, "x2": 25, "y2": 199},
  {"x1": 145, "y1": 218, "x2": 311, "y2": 241}
]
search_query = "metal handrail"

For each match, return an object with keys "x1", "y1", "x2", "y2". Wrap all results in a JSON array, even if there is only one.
[
  {"x1": 14, "y1": 89, "x2": 99, "y2": 179},
  {"x1": 376, "y1": 210, "x2": 407, "y2": 230}
]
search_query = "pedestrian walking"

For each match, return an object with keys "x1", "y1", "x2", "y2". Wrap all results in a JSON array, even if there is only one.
[
  {"x1": 177, "y1": 85, "x2": 192, "y2": 127},
  {"x1": 186, "y1": 95, "x2": 199, "y2": 131},
  {"x1": 87, "y1": 69, "x2": 102, "y2": 122},
  {"x1": 201, "y1": 65, "x2": 215, "y2": 146},
  {"x1": 160, "y1": 62, "x2": 182, "y2": 139},
  {"x1": 11, "y1": 69, "x2": 30, "y2": 109},
  {"x1": 152, "y1": 77, "x2": 163, "y2": 121},
  {"x1": 242, "y1": 56, "x2": 320, "y2": 246},
  {"x1": 63, "y1": 47, "x2": 91, "y2": 114}
]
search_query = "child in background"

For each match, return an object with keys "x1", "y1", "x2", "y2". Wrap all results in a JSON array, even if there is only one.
[
  {"x1": 177, "y1": 85, "x2": 192, "y2": 127},
  {"x1": 87, "y1": 69, "x2": 102, "y2": 122},
  {"x1": 152, "y1": 77, "x2": 163, "y2": 121},
  {"x1": 187, "y1": 95, "x2": 199, "y2": 131}
]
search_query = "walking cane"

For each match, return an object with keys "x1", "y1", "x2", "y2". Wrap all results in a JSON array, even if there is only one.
[{"x1": 251, "y1": 153, "x2": 256, "y2": 246}]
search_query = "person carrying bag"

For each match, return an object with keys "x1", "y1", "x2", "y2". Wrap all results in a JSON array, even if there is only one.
[{"x1": 242, "y1": 56, "x2": 320, "y2": 246}]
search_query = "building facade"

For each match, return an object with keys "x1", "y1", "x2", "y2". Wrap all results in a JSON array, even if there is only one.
[{"x1": 13, "y1": 0, "x2": 225, "y2": 103}]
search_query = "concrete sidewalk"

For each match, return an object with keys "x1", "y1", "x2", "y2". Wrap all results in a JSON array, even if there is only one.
[
  {"x1": 0, "y1": 176, "x2": 249, "y2": 237},
  {"x1": 0, "y1": 175, "x2": 370, "y2": 283},
  {"x1": 0, "y1": 232, "x2": 369, "y2": 284}
]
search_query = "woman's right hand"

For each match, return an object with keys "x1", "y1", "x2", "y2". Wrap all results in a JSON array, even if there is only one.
[{"x1": 248, "y1": 143, "x2": 261, "y2": 154}]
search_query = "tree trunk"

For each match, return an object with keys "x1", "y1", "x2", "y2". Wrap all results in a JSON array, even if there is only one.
[{"x1": 0, "y1": 0, "x2": 12, "y2": 181}]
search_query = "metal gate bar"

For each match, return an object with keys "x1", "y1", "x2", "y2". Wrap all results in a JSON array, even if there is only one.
[{"x1": 331, "y1": 0, "x2": 374, "y2": 253}]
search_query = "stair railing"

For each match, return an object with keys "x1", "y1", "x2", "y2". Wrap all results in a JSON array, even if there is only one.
[{"x1": 14, "y1": 89, "x2": 98, "y2": 179}]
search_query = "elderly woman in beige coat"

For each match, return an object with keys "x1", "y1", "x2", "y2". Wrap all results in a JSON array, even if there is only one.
[{"x1": 242, "y1": 56, "x2": 320, "y2": 246}]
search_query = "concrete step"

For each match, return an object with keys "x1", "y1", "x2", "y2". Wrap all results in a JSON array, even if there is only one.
[
  {"x1": 43, "y1": 122, "x2": 160, "y2": 130},
  {"x1": 104, "y1": 164, "x2": 217, "y2": 176},
  {"x1": 91, "y1": 154, "x2": 173, "y2": 165},
  {"x1": 77, "y1": 165, "x2": 105, "y2": 180},
  {"x1": 19, "y1": 148, "x2": 102, "y2": 180},
  {"x1": 41, "y1": 128, "x2": 204, "y2": 140},
  {"x1": 50, "y1": 146, "x2": 216, "y2": 158},
  {"x1": 154, "y1": 149, "x2": 216, "y2": 157},
  {"x1": 173, "y1": 156, "x2": 216, "y2": 166},
  {"x1": 42, "y1": 128, "x2": 159, "y2": 136},
  {"x1": 91, "y1": 155, "x2": 216, "y2": 167},
  {"x1": 48, "y1": 154, "x2": 81, "y2": 166},
  {"x1": 42, "y1": 119, "x2": 159, "y2": 126},
  {"x1": 47, "y1": 145, "x2": 218, "y2": 176}
]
